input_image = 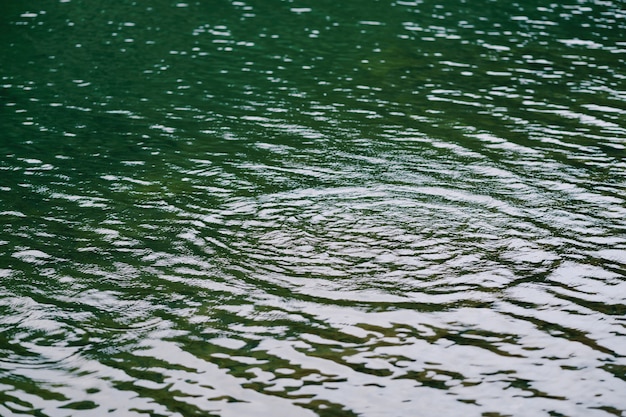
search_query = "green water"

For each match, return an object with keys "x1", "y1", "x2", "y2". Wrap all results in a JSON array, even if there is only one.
[{"x1": 1, "y1": 0, "x2": 625, "y2": 416}]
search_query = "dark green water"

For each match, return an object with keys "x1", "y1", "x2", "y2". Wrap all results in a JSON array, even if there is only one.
[{"x1": 1, "y1": 0, "x2": 625, "y2": 416}]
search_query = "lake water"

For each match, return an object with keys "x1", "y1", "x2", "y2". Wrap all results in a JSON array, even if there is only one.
[{"x1": 1, "y1": 0, "x2": 625, "y2": 416}]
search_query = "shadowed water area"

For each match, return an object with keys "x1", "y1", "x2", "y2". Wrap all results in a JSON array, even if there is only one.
[{"x1": 1, "y1": 0, "x2": 625, "y2": 416}]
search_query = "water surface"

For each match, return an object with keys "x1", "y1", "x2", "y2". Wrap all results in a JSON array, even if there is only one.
[{"x1": 1, "y1": 0, "x2": 625, "y2": 416}]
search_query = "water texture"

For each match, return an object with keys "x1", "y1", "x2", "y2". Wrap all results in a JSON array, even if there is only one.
[{"x1": 1, "y1": 0, "x2": 625, "y2": 416}]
